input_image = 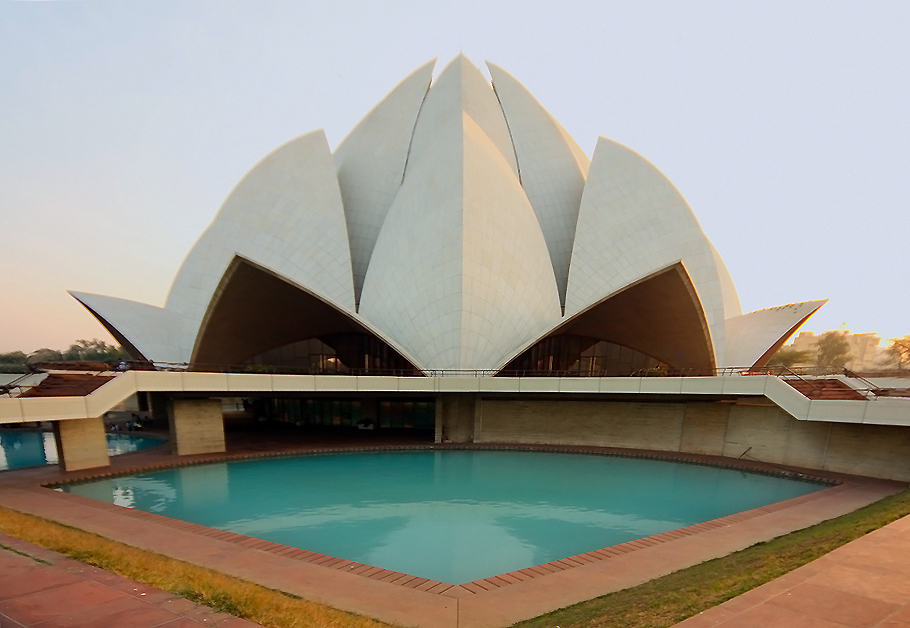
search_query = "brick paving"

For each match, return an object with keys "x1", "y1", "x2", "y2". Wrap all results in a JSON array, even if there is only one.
[{"x1": 0, "y1": 532, "x2": 261, "y2": 628}]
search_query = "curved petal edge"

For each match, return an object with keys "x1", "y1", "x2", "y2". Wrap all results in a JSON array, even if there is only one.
[{"x1": 724, "y1": 300, "x2": 828, "y2": 368}]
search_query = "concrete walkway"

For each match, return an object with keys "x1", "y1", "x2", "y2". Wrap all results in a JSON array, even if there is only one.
[
  {"x1": 673, "y1": 512, "x2": 910, "y2": 628},
  {"x1": 0, "y1": 532, "x2": 262, "y2": 628}
]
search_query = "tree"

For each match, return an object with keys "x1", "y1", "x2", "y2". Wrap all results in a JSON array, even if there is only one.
[
  {"x1": 0, "y1": 351, "x2": 28, "y2": 374},
  {"x1": 26, "y1": 348, "x2": 64, "y2": 363},
  {"x1": 0, "y1": 351, "x2": 27, "y2": 365},
  {"x1": 768, "y1": 348, "x2": 813, "y2": 367},
  {"x1": 61, "y1": 339, "x2": 128, "y2": 362},
  {"x1": 883, "y1": 336, "x2": 910, "y2": 370},
  {"x1": 23, "y1": 340, "x2": 128, "y2": 365},
  {"x1": 815, "y1": 331, "x2": 852, "y2": 369}
]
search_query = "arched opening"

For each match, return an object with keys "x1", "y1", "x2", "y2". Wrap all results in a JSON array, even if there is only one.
[
  {"x1": 191, "y1": 257, "x2": 419, "y2": 374},
  {"x1": 501, "y1": 335, "x2": 668, "y2": 376},
  {"x1": 500, "y1": 263, "x2": 715, "y2": 375}
]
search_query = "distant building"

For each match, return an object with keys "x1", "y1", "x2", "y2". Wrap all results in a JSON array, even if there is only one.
[{"x1": 788, "y1": 331, "x2": 882, "y2": 370}]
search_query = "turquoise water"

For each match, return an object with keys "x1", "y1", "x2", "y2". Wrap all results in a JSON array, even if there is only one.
[
  {"x1": 0, "y1": 431, "x2": 165, "y2": 471},
  {"x1": 60, "y1": 450, "x2": 826, "y2": 584}
]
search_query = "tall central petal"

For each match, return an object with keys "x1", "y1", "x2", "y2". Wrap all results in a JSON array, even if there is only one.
[{"x1": 359, "y1": 55, "x2": 561, "y2": 371}]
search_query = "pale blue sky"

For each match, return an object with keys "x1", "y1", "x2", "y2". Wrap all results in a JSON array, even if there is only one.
[{"x1": 2, "y1": 0, "x2": 908, "y2": 353}]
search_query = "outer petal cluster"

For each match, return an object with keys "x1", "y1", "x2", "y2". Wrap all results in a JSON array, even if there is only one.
[{"x1": 72, "y1": 55, "x2": 824, "y2": 373}]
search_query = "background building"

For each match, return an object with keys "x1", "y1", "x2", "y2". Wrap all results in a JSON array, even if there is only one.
[{"x1": 788, "y1": 331, "x2": 883, "y2": 370}]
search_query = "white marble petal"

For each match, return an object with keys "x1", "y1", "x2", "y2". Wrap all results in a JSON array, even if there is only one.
[
  {"x1": 333, "y1": 59, "x2": 436, "y2": 305},
  {"x1": 166, "y1": 129, "x2": 354, "y2": 362},
  {"x1": 69, "y1": 292, "x2": 185, "y2": 364},
  {"x1": 566, "y1": 137, "x2": 731, "y2": 364},
  {"x1": 707, "y1": 239, "x2": 742, "y2": 320},
  {"x1": 402, "y1": 54, "x2": 518, "y2": 179},
  {"x1": 487, "y1": 62, "x2": 590, "y2": 309},
  {"x1": 68, "y1": 55, "x2": 822, "y2": 374},
  {"x1": 359, "y1": 56, "x2": 560, "y2": 371},
  {"x1": 724, "y1": 300, "x2": 827, "y2": 368}
]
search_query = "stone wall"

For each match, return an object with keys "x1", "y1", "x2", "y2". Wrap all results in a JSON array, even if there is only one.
[
  {"x1": 436, "y1": 394, "x2": 476, "y2": 443},
  {"x1": 475, "y1": 398, "x2": 910, "y2": 482}
]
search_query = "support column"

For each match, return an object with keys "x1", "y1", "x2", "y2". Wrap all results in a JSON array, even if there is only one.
[
  {"x1": 169, "y1": 398, "x2": 226, "y2": 456},
  {"x1": 53, "y1": 417, "x2": 110, "y2": 472},
  {"x1": 150, "y1": 392, "x2": 169, "y2": 422},
  {"x1": 434, "y1": 394, "x2": 476, "y2": 443},
  {"x1": 361, "y1": 397, "x2": 378, "y2": 428}
]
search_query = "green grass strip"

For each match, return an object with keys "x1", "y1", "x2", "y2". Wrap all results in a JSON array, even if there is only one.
[{"x1": 513, "y1": 488, "x2": 910, "y2": 628}]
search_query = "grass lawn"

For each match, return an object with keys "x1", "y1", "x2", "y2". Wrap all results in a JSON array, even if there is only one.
[{"x1": 1, "y1": 488, "x2": 910, "y2": 628}]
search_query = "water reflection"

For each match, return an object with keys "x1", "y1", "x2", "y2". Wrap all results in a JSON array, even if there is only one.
[
  {"x1": 0, "y1": 431, "x2": 54, "y2": 470},
  {"x1": 61, "y1": 450, "x2": 827, "y2": 584},
  {"x1": 0, "y1": 431, "x2": 164, "y2": 471}
]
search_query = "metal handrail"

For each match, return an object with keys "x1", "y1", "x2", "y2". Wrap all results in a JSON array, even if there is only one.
[
  {"x1": 0, "y1": 371, "x2": 39, "y2": 397},
  {"x1": 116, "y1": 361, "x2": 883, "y2": 380}
]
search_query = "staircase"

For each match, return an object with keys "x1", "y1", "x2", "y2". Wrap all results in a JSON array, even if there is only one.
[
  {"x1": 785, "y1": 378, "x2": 867, "y2": 401},
  {"x1": 17, "y1": 373, "x2": 114, "y2": 398}
]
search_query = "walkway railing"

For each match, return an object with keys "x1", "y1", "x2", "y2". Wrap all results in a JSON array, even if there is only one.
[{"x1": 110, "y1": 361, "x2": 908, "y2": 380}]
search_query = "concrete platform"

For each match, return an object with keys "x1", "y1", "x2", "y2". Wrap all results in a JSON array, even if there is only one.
[{"x1": 0, "y1": 432, "x2": 905, "y2": 628}]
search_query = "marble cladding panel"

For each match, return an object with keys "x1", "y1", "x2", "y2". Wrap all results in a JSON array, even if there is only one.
[
  {"x1": 333, "y1": 59, "x2": 435, "y2": 299},
  {"x1": 165, "y1": 129, "x2": 355, "y2": 361},
  {"x1": 69, "y1": 292, "x2": 185, "y2": 364},
  {"x1": 724, "y1": 300, "x2": 827, "y2": 368},
  {"x1": 566, "y1": 137, "x2": 732, "y2": 364},
  {"x1": 487, "y1": 62, "x2": 589, "y2": 306}
]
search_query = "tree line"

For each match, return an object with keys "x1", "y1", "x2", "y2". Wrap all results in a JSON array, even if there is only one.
[
  {"x1": 0, "y1": 339, "x2": 128, "y2": 373},
  {"x1": 770, "y1": 332, "x2": 910, "y2": 370}
]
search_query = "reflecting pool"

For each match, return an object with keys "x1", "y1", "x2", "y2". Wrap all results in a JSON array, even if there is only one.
[
  {"x1": 0, "y1": 431, "x2": 165, "y2": 471},
  {"x1": 60, "y1": 450, "x2": 826, "y2": 584}
]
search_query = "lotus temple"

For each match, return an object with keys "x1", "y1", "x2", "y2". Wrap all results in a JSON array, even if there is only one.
[
  {"x1": 2, "y1": 54, "x2": 909, "y2": 474},
  {"x1": 3, "y1": 54, "x2": 910, "y2": 628}
]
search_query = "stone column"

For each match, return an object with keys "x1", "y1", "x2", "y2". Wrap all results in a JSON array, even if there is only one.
[
  {"x1": 169, "y1": 398, "x2": 226, "y2": 456},
  {"x1": 435, "y1": 394, "x2": 476, "y2": 443},
  {"x1": 53, "y1": 417, "x2": 110, "y2": 472}
]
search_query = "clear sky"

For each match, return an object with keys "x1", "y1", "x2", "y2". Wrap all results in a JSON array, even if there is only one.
[{"x1": 1, "y1": 0, "x2": 908, "y2": 354}]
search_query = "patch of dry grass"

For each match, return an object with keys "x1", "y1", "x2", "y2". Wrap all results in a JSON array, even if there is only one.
[{"x1": 0, "y1": 506, "x2": 395, "y2": 628}]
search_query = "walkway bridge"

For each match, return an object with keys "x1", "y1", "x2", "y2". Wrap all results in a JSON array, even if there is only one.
[{"x1": 2, "y1": 367, "x2": 909, "y2": 475}]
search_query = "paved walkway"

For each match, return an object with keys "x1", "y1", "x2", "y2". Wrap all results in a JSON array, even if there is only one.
[
  {"x1": 674, "y1": 512, "x2": 910, "y2": 628},
  {"x1": 0, "y1": 532, "x2": 261, "y2": 628}
]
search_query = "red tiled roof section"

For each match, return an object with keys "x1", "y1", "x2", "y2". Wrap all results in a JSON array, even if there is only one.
[
  {"x1": 18, "y1": 373, "x2": 114, "y2": 398},
  {"x1": 785, "y1": 378, "x2": 867, "y2": 400}
]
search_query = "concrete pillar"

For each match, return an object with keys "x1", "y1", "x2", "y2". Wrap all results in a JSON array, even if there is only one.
[
  {"x1": 150, "y1": 392, "x2": 169, "y2": 422},
  {"x1": 435, "y1": 394, "x2": 476, "y2": 443},
  {"x1": 53, "y1": 417, "x2": 110, "y2": 472},
  {"x1": 360, "y1": 397, "x2": 378, "y2": 427},
  {"x1": 169, "y1": 398, "x2": 226, "y2": 456}
]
